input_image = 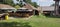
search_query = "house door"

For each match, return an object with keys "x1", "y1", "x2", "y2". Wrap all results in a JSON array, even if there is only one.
[{"x1": 34, "y1": 10, "x2": 39, "y2": 15}]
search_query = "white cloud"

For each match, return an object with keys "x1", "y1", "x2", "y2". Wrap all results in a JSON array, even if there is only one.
[
  {"x1": 39, "y1": 0, "x2": 48, "y2": 2},
  {"x1": 38, "y1": 0, "x2": 54, "y2": 2}
]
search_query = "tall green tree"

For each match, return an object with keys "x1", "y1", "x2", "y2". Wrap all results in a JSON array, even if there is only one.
[
  {"x1": 0, "y1": 0, "x2": 3, "y2": 2},
  {"x1": 23, "y1": 0, "x2": 31, "y2": 3},
  {"x1": 23, "y1": 0, "x2": 38, "y2": 8},
  {"x1": 0, "y1": 0, "x2": 15, "y2": 6},
  {"x1": 16, "y1": 0, "x2": 23, "y2": 7},
  {"x1": 0, "y1": 0, "x2": 39, "y2": 7},
  {"x1": 15, "y1": 0, "x2": 38, "y2": 7},
  {"x1": 0, "y1": 0, "x2": 3, "y2": 3},
  {"x1": 4, "y1": 0, "x2": 15, "y2": 6},
  {"x1": 16, "y1": 0, "x2": 19, "y2": 1},
  {"x1": 31, "y1": 2, "x2": 39, "y2": 8},
  {"x1": 50, "y1": 3, "x2": 55, "y2": 6}
]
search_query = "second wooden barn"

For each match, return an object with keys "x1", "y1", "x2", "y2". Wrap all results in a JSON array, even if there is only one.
[{"x1": 15, "y1": 3, "x2": 40, "y2": 17}]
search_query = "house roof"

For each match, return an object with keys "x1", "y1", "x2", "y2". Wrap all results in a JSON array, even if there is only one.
[
  {"x1": 22, "y1": 3, "x2": 36, "y2": 9},
  {"x1": 0, "y1": 4, "x2": 15, "y2": 9},
  {"x1": 41, "y1": 6, "x2": 55, "y2": 11},
  {"x1": 37, "y1": 6, "x2": 41, "y2": 11}
]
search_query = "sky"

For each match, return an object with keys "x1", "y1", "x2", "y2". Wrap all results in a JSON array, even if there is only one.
[
  {"x1": 32, "y1": 0, "x2": 55, "y2": 6},
  {"x1": 13, "y1": 0, "x2": 55, "y2": 6}
]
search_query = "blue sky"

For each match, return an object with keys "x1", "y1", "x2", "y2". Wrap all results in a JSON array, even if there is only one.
[
  {"x1": 32, "y1": 0, "x2": 55, "y2": 6},
  {"x1": 13, "y1": 0, "x2": 55, "y2": 6}
]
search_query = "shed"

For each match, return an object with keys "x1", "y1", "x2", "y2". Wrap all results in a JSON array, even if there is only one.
[
  {"x1": 42, "y1": 6, "x2": 54, "y2": 11},
  {"x1": 41, "y1": 6, "x2": 55, "y2": 16},
  {"x1": 0, "y1": 4, "x2": 16, "y2": 12},
  {"x1": 23, "y1": 3, "x2": 40, "y2": 15},
  {"x1": 22, "y1": 3, "x2": 39, "y2": 15},
  {"x1": 0, "y1": 4, "x2": 16, "y2": 16}
]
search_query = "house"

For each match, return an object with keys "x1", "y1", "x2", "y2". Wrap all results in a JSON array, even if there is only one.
[
  {"x1": 0, "y1": 4, "x2": 16, "y2": 16},
  {"x1": 15, "y1": 8, "x2": 33, "y2": 17},
  {"x1": 37, "y1": 6, "x2": 42, "y2": 13},
  {"x1": 22, "y1": 3, "x2": 40, "y2": 15},
  {"x1": 0, "y1": 4, "x2": 15, "y2": 12},
  {"x1": 15, "y1": 3, "x2": 40, "y2": 17},
  {"x1": 41, "y1": 6, "x2": 55, "y2": 16}
]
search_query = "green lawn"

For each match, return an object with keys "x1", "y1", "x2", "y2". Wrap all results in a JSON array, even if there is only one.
[{"x1": 0, "y1": 15, "x2": 60, "y2": 27}]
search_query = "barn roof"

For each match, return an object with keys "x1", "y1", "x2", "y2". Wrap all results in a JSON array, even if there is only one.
[
  {"x1": 0, "y1": 4, "x2": 15, "y2": 9},
  {"x1": 22, "y1": 3, "x2": 36, "y2": 9},
  {"x1": 37, "y1": 6, "x2": 41, "y2": 11},
  {"x1": 41, "y1": 6, "x2": 54, "y2": 11}
]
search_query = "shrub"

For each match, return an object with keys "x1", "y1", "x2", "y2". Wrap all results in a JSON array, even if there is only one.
[
  {"x1": 0, "y1": 22, "x2": 32, "y2": 27},
  {"x1": 31, "y1": 14, "x2": 46, "y2": 18}
]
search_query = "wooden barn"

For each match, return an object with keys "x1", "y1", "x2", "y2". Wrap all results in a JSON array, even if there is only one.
[
  {"x1": 15, "y1": 3, "x2": 40, "y2": 17},
  {"x1": 23, "y1": 3, "x2": 40, "y2": 16},
  {"x1": 41, "y1": 6, "x2": 55, "y2": 16},
  {"x1": 15, "y1": 8, "x2": 33, "y2": 17},
  {"x1": 0, "y1": 4, "x2": 16, "y2": 16}
]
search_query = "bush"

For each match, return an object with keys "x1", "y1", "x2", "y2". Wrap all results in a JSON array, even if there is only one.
[
  {"x1": 0, "y1": 22, "x2": 32, "y2": 27},
  {"x1": 31, "y1": 14, "x2": 46, "y2": 18}
]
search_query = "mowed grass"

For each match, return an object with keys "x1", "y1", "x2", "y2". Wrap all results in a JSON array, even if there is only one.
[
  {"x1": 30, "y1": 17, "x2": 60, "y2": 27},
  {"x1": 0, "y1": 15, "x2": 60, "y2": 27}
]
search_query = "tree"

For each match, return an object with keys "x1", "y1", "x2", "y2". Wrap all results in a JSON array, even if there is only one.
[
  {"x1": 0, "y1": 0, "x2": 4, "y2": 3},
  {"x1": 15, "y1": 0, "x2": 39, "y2": 7},
  {"x1": 14, "y1": 5, "x2": 20, "y2": 9},
  {"x1": 0, "y1": 0, "x2": 3, "y2": 2},
  {"x1": 0, "y1": 0, "x2": 39, "y2": 8},
  {"x1": 16, "y1": 0, "x2": 23, "y2": 7},
  {"x1": 50, "y1": 3, "x2": 55, "y2": 6},
  {"x1": 16, "y1": 0, "x2": 19, "y2": 1},
  {"x1": 4, "y1": 0, "x2": 14, "y2": 6},
  {"x1": 23, "y1": 0, "x2": 31, "y2": 3},
  {"x1": 0, "y1": 0, "x2": 15, "y2": 7},
  {"x1": 23, "y1": 0, "x2": 39, "y2": 8},
  {"x1": 31, "y1": 2, "x2": 39, "y2": 8}
]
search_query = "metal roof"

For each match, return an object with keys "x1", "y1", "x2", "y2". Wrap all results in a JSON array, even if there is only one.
[
  {"x1": 22, "y1": 3, "x2": 36, "y2": 9},
  {"x1": 18, "y1": 8, "x2": 27, "y2": 9},
  {"x1": 42, "y1": 6, "x2": 55, "y2": 11},
  {"x1": 0, "y1": 4, "x2": 15, "y2": 9},
  {"x1": 0, "y1": 8, "x2": 15, "y2": 9}
]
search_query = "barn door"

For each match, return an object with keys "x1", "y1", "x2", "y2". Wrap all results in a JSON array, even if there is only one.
[{"x1": 34, "y1": 10, "x2": 39, "y2": 15}]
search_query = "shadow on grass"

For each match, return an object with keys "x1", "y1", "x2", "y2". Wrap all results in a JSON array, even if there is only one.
[
  {"x1": 9, "y1": 16, "x2": 29, "y2": 18},
  {"x1": 0, "y1": 22, "x2": 32, "y2": 27},
  {"x1": 46, "y1": 16, "x2": 60, "y2": 18}
]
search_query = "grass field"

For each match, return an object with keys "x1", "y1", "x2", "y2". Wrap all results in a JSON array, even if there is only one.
[{"x1": 0, "y1": 15, "x2": 60, "y2": 27}]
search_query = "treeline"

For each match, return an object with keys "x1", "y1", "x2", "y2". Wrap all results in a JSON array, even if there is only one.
[
  {"x1": 23, "y1": 0, "x2": 39, "y2": 8},
  {"x1": 0, "y1": 0, "x2": 39, "y2": 8}
]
